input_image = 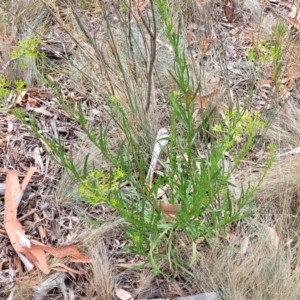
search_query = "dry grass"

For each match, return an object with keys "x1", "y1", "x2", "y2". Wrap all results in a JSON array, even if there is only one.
[
  {"x1": 213, "y1": 106, "x2": 300, "y2": 299},
  {"x1": 91, "y1": 241, "x2": 114, "y2": 300},
  {"x1": 55, "y1": 135, "x2": 113, "y2": 205},
  {"x1": 266, "y1": 100, "x2": 300, "y2": 149},
  {"x1": 44, "y1": 0, "x2": 171, "y2": 153},
  {"x1": 0, "y1": 0, "x2": 48, "y2": 86},
  {"x1": 190, "y1": 215, "x2": 300, "y2": 299}
]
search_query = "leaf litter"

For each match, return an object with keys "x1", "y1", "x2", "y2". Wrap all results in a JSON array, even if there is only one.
[
  {"x1": 4, "y1": 166, "x2": 91, "y2": 276},
  {"x1": 0, "y1": 90, "x2": 92, "y2": 298}
]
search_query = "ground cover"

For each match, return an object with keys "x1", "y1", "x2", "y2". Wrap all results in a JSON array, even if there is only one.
[{"x1": 1, "y1": 1, "x2": 300, "y2": 299}]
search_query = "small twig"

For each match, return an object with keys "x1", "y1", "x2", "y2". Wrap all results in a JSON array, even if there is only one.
[
  {"x1": 0, "y1": 58, "x2": 15, "y2": 74},
  {"x1": 18, "y1": 208, "x2": 37, "y2": 222},
  {"x1": 34, "y1": 212, "x2": 46, "y2": 242},
  {"x1": 128, "y1": 0, "x2": 138, "y2": 82},
  {"x1": 137, "y1": 0, "x2": 157, "y2": 112},
  {"x1": 0, "y1": 229, "x2": 7, "y2": 235}
]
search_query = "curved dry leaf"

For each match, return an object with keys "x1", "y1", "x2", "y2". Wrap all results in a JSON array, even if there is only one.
[
  {"x1": 4, "y1": 169, "x2": 26, "y2": 253},
  {"x1": 4, "y1": 168, "x2": 50, "y2": 273},
  {"x1": 156, "y1": 201, "x2": 181, "y2": 217},
  {"x1": 223, "y1": 0, "x2": 235, "y2": 23},
  {"x1": 51, "y1": 263, "x2": 83, "y2": 275},
  {"x1": 267, "y1": 227, "x2": 279, "y2": 248},
  {"x1": 146, "y1": 128, "x2": 169, "y2": 185},
  {"x1": 23, "y1": 246, "x2": 50, "y2": 274},
  {"x1": 17, "y1": 252, "x2": 34, "y2": 272},
  {"x1": 33, "y1": 107, "x2": 53, "y2": 117},
  {"x1": 180, "y1": 89, "x2": 220, "y2": 109},
  {"x1": 116, "y1": 288, "x2": 133, "y2": 300},
  {"x1": 4, "y1": 167, "x2": 90, "y2": 274},
  {"x1": 31, "y1": 243, "x2": 92, "y2": 263},
  {"x1": 15, "y1": 90, "x2": 27, "y2": 105},
  {"x1": 21, "y1": 166, "x2": 37, "y2": 191},
  {"x1": 284, "y1": 16, "x2": 300, "y2": 31}
]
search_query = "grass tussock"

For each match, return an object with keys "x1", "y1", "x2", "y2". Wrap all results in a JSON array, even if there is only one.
[
  {"x1": 91, "y1": 241, "x2": 114, "y2": 300},
  {"x1": 0, "y1": 0, "x2": 48, "y2": 86},
  {"x1": 266, "y1": 100, "x2": 300, "y2": 149},
  {"x1": 191, "y1": 215, "x2": 300, "y2": 299}
]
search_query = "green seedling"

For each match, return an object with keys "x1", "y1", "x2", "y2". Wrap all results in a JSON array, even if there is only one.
[{"x1": 246, "y1": 24, "x2": 284, "y2": 92}]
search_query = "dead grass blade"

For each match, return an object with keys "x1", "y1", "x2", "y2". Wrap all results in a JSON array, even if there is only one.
[{"x1": 91, "y1": 241, "x2": 114, "y2": 300}]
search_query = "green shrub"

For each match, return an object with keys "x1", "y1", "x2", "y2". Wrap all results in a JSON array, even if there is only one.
[
  {"x1": 246, "y1": 23, "x2": 284, "y2": 91},
  {"x1": 16, "y1": 0, "x2": 275, "y2": 275}
]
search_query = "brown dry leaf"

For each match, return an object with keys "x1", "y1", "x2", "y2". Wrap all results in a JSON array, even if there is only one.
[
  {"x1": 180, "y1": 88, "x2": 220, "y2": 109},
  {"x1": 15, "y1": 89, "x2": 39, "y2": 108},
  {"x1": 4, "y1": 167, "x2": 91, "y2": 275},
  {"x1": 0, "y1": 260, "x2": 5, "y2": 271},
  {"x1": 288, "y1": 0, "x2": 300, "y2": 21},
  {"x1": 116, "y1": 287, "x2": 134, "y2": 300},
  {"x1": 27, "y1": 96, "x2": 37, "y2": 107},
  {"x1": 284, "y1": 0, "x2": 300, "y2": 31},
  {"x1": 21, "y1": 166, "x2": 37, "y2": 190},
  {"x1": 284, "y1": 16, "x2": 300, "y2": 30},
  {"x1": 267, "y1": 227, "x2": 279, "y2": 247},
  {"x1": 23, "y1": 246, "x2": 50, "y2": 274},
  {"x1": 4, "y1": 169, "x2": 28, "y2": 254},
  {"x1": 223, "y1": 0, "x2": 235, "y2": 22},
  {"x1": 15, "y1": 90, "x2": 27, "y2": 105},
  {"x1": 0, "y1": 139, "x2": 4, "y2": 147},
  {"x1": 156, "y1": 201, "x2": 181, "y2": 220},
  {"x1": 4, "y1": 167, "x2": 50, "y2": 273},
  {"x1": 198, "y1": 36, "x2": 212, "y2": 55},
  {"x1": 50, "y1": 263, "x2": 84, "y2": 275},
  {"x1": 31, "y1": 243, "x2": 92, "y2": 263}
]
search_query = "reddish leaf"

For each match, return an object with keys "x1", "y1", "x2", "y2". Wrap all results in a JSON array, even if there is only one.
[
  {"x1": 180, "y1": 89, "x2": 220, "y2": 109},
  {"x1": 223, "y1": 0, "x2": 235, "y2": 23},
  {"x1": 4, "y1": 167, "x2": 91, "y2": 275},
  {"x1": 32, "y1": 243, "x2": 92, "y2": 263}
]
